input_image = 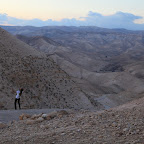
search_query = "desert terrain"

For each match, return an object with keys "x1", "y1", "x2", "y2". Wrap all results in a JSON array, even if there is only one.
[
  {"x1": 3, "y1": 26, "x2": 144, "y2": 108},
  {"x1": 0, "y1": 26, "x2": 144, "y2": 143}
]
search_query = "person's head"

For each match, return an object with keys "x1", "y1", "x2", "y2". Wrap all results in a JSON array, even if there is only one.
[{"x1": 20, "y1": 88, "x2": 24, "y2": 93}]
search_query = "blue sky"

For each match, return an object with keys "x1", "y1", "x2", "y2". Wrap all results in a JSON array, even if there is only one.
[{"x1": 0, "y1": 0, "x2": 144, "y2": 30}]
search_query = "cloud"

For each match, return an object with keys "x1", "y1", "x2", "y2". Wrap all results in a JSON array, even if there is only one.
[{"x1": 0, "y1": 11, "x2": 144, "y2": 30}]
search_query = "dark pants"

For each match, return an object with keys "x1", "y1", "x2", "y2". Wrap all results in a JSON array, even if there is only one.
[{"x1": 15, "y1": 98, "x2": 21, "y2": 110}]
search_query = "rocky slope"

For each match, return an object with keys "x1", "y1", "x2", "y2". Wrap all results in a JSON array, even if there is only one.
[
  {"x1": 5, "y1": 26, "x2": 144, "y2": 109},
  {"x1": 0, "y1": 97, "x2": 143, "y2": 144},
  {"x1": 0, "y1": 27, "x2": 96, "y2": 110}
]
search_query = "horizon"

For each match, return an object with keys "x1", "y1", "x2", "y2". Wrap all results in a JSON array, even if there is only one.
[
  {"x1": 0, "y1": 0, "x2": 144, "y2": 30},
  {"x1": 1, "y1": 25, "x2": 144, "y2": 32}
]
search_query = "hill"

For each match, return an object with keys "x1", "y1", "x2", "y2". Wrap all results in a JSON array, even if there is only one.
[
  {"x1": 5, "y1": 26, "x2": 144, "y2": 108},
  {"x1": 0, "y1": 27, "x2": 95, "y2": 110}
]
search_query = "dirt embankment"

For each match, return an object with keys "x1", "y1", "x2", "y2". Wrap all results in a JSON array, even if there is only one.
[{"x1": 0, "y1": 97, "x2": 144, "y2": 144}]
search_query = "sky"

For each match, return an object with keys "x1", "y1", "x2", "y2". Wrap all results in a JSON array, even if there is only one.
[{"x1": 0, "y1": 0, "x2": 144, "y2": 30}]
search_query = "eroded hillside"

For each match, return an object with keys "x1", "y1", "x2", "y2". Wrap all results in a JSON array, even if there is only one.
[
  {"x1": 0, "y1": 27, "x2": 96, "y2": 110},
  {"x1": 5, "y1": 26, "x2": 144, "y2": 109}
]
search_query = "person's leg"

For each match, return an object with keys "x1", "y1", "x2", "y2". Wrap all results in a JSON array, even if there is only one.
[
  {"x1": 15, "y1": 99, "x2": 17, "y2": 110},
  {"x1": 18, "y1": 98, "x2": 21, "y2": 109}
]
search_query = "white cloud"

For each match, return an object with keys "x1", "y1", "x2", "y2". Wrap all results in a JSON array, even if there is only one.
[
  {"x1": 0, "y1": 11, "x2": 144, "y2": 30},
  {"x1": 134, "y1": 18, "x2": 144, "y2": 24}
]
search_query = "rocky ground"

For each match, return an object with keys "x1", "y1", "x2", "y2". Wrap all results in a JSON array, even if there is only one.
[{"x1": 0, "y1": 97, "x2": 143, "y2": 144}]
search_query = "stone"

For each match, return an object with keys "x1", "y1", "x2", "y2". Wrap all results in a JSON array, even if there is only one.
[
  {"x1": 31, "y1": 114, "x2": 38, "y2": 120},
  {"x1": 57, "y1": 110, "x2": 68, "y2": 116},
  {"x1": 46, "y1": 116, "x2": 53, "y2": 120},
  {"x1": 40, "y1": 125, "x2": 45, "y2": 129},
  {"x1": 61, "y1": 133, "x2": 65, "y2": 136},
  {"x1": 0, "y1": 122, "x2": 7, "y2": 129},
  {"x1": 31, "y1": 114, "x2": 43, "y2": 120},
  {"x1": 26, "y1": 120, "x2": 37, "y2": 125},
  {"x1": 36, "y1": 117, "x2": 44, "y2": 122},
  {"x1": 117, "y1": 132, "x2": 123, "y2": 137},
  {"x1": 111, "y1": 122, "x2": 117, "y2": 127},
  {"x1": 26, "y1": 117, "x2": 44, "y2": 125},
  {"x1": 47, "y1": 111, "x2": 57, "y2": 119},
  {"x1": 19, "y1": 113, "x2": 31, "y2": 120},
  {"x1": 57, "y1": 110, "x2": 69, "y2": 118},
  {"x1": 123, "y1": 128, "x2": 129, "y2": 132},
  {"x1": 40, "y1": 124, "x2": 49, "y2": 129},
  {"x1": 77, "y1": 129, "x2": 81, "y2": 132},
  {"x1": 42, "y1": 114, "x2": 48, "y2": 119}
]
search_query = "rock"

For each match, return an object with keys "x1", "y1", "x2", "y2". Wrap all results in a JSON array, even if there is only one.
[
  {"x1": 77, "y1": 129, "x2": 81, "y2": 132},
  {"x1": 123, "y1": 128, "x2": 129, "y2": 132},
  {"x1": 117, "y1": 132, "x2": 123, "y2": 137},
  {"x1": 61, "y1": 133, "x2": 66, "y2": 136},
  {"x1": 40, "y1": 124, "x2": 49, "y2": 129},
  {"x1": 47, "y1": 111, "x2": 57, "y2": 119},
  {"x1": 36, "y1": 117, "x2": 44, "y2": 122},
  {"x1": 26, "y1": 117, "x2": 44, "y2": 125},
  {"x1": 42, "y1": 114, "x2": 48, "y2": 119},
  {"x1": 98, "y1": 135, "x2": 103, "y2": 138},
  {"x1": 46, "y1": 116, "x2": 53, "y2": 120},
  {"x1": 41, "y1": 112, "x2": 57, "y2": 120},
  {"x1": 26, "y1": 120, "x2": 37, "y2": 125},
  {"x1": 136, "y1": 129, "x2": 140, "y2": 133},
  {"x1": 0, "y1": 122, "x2": 7, "y2": 129},
  {"x1": 31, "y1": 114, "x2": 37, "y2": 120},
  {"x1": 57, "y1": 110, "x2": 69, "y2": 117},
  {"x1": 31, "y1": 113, "x2": 43, "y2": 120},
  {"x1": 40, "y1": 125, "x2": 45, "y2": 129},
  {"x1": 111, "y1": 122, "x2": 117, "y2": 127},
  {"x1": 19, "y1": 113, "x2": 31, "y2": 120}
]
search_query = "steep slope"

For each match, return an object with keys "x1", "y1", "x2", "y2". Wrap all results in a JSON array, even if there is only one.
[{"x1": 0, "y1": 27, "x2": 95, "y2": 110}]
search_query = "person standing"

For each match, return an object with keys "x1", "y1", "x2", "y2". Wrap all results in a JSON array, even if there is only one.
[{"x1": 15, "y1": 88, "x2": 24, "y2": 110}]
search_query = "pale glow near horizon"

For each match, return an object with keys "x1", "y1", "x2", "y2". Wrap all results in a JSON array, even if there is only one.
[{"x1": 0, "y1": 0, "x2": 144, "y2": 20}]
